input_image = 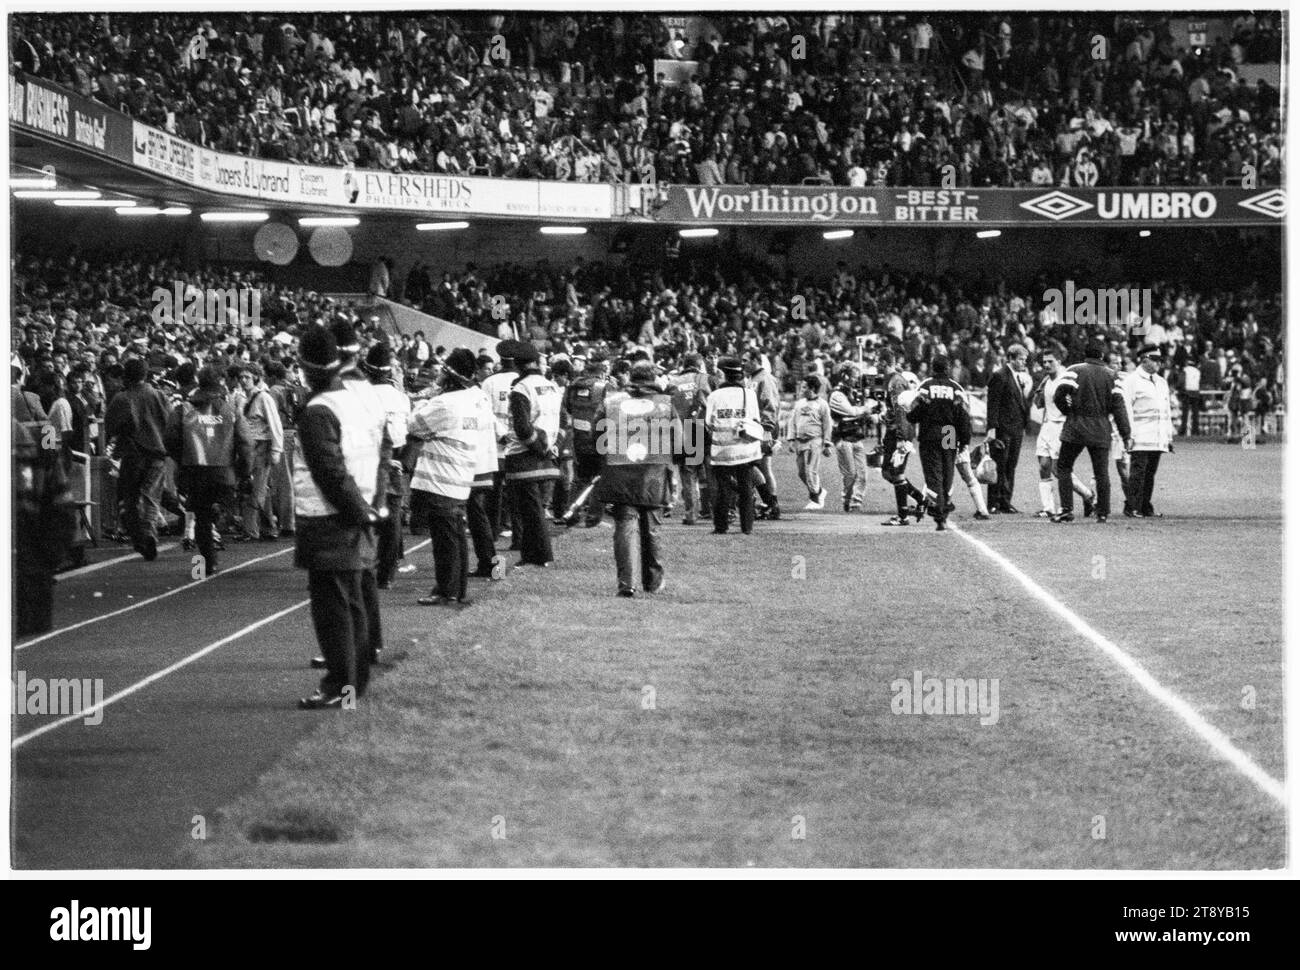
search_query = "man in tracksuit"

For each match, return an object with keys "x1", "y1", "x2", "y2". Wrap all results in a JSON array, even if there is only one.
[
  {"x1": 1052, "y1": 341, "x2": 1133, "y2": 523},
  {"x1": 742, "y1": 348, "x2": 781, "y2": 520},
  {"x1": 906, "y1": 355, "x2": 971, "y2": 531},
  {"x1": 163, "y1": 366, "x2": 254, "y2": 578},
  {"x1": 788, "y1": 375, "x2": 833, "y2": 510},
  {"x1": 293, "y1": 325, "x2": 391, "y2": 710}
]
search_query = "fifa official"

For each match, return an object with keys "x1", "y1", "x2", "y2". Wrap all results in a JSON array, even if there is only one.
[
  {"x1": 905, "y1": 355, "x2": 971, "y2": 531},
  {"x1": 1052, "y1": 341, "x2": 1132, "y2": 523},
  {"x1": 293, "y1": 326, "x2": 390, "y2": 710}
]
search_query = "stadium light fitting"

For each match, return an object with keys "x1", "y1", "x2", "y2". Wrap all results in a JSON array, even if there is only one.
[
  {"x1": 1139, "y1": 230, "x2": 1152, "y2": 237},
  {"x1": 540, "y1": 226, "x2": 587, "y2": 235},
  {"x1": 200, "y1": 211, "x2": 270, "y2": 223},
  {"x1": 416, "y1": 221, "x2": 469, "y2": 231},
  {"x1": 976, "y1": 229, "x2": 1002, "y2": 239},
  {"x1": 54, "y1": 199, "x2": 136, "y2": 208},
  {"x1": 678, "y1": 227, "x2": 718, "y2": 238},
  {"x1": 10, "y1": 177, "x2": 57, "y2": 190},
  {"x1": 823, "y1": 229, "x2": 855, "y2": 240},
  {"x1": 162, "y1": 206, "x2": 193, "y2": 216},
  {"x1": 299, "y1": 216, "x2": 360, "y2": 227},
  {"x1": 13, "y1": 189, "x2": 100, "y2": 199},
  {"x1": 117, "y1": 206, "x2": 163, "y2": 216}
]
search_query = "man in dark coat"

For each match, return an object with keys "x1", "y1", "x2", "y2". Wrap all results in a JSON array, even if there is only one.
[
  {"x1": 594, "y1": 361, "x2": 681, "y2": 597},
  {"x1": 104, "y1": 357, "x2": 172, "y2": 560},
  {"x1": 984, "y1": 344, "x2": 1032, "y2": 513}
]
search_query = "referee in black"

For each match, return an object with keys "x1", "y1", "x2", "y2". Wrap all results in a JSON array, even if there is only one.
[{"x1": 906, "y1": 355, "x2": 971, "y2": 532}]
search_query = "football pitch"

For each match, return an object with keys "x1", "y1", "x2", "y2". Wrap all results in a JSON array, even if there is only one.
[{"x1": 169, "y1": 438, "x2": 1283, "y2": 869}]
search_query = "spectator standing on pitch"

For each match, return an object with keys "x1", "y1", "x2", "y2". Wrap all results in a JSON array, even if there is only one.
[
  {"x1": 984, "y1": 344, "x2": 1031, "y2": 513},
  {"x1": 363, "y1": 343, "x2": 411, "y2": 587},
  {"x1": 234, "y1": 363, "x2": 285, "y2": 541},
  {"x1": 906, "y1": 355, "x2": 971, "y2": 532},
  {"x1": 164, "y1": 365, "x2": 254, "y2": 578},
  {"x1": 104, "y1": 357, "x2": 171, "y2": 561},
  {"x1": 1052, "y1": 341, "x2": 1132, "y2": 524},
  {"x1": 293, "y1": 326, "x2": 390, "y2": 710},
  {"x1": 828, "y1": 362, "x2": 873, "y2": 513},
  {"x1": 408, "y1": 349, "x2": 483, "y2": 606},
  {"x1": 705, "y1": 357, "x2": 763, "y2": 535},
  {"x1": 593, "y1": 360, "x2": 678, "y2": 597},
  {"x1": 265, "y1": 360, "x2": 302, "y2": 539},
  {"x1": 501, "y1": 339, "x2": 561, "y2": 568},
  {"x1": 743, "y1": 347, "x2": 782, "y2": 521},
  {"x1": 789, "y1": 375, "x2": 833, "y2": 510},
  {"x1": 1122, "y1": 344, "x2": 1175, "y2": 518}
]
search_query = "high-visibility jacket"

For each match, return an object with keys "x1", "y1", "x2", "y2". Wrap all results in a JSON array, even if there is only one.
[
  {"x1": 705, "y1": 383, "x2": 763, "y2": 466},
  {"x1": 505, "y1": 373, "x2": 562, "y2": 458},
  {"x1": 293, "y1": 389, "x2": 384, "y2": 516},
  {"x1": 1123, "y1": 368, "x2": 1174, "y2": 452},
  {"x1": 409, "y1": 386, "x2": 482, "y2": 500},
  {"x1": 470, "y1": 385, "x2": 499, "y2": 486},
  {"x1": 603, "y1": 390, "x2": 674, "y2": 466},
  {"x1": 565, "y1": 374, "x2": 610, "y2": 455},
  {"x1": 482, "y1": 370, "x2": 517, "y2": 458}
]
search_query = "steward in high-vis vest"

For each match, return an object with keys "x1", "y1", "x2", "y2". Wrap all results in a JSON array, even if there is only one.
[
  {"x1": 500, "y1": 339, "x2": 561, "y2": 568},
  {"x1": 293, "y1": 325, "x2": 391, "y2": 710},
  {"x1": 563, "y1": 349, "x2": 614, "y2": 527},
  {"x1": 594, "y1": 361, "x2": 680, "y2": 597},
  {"x1": 481, "y1": 348, "x2": 520, "y2": 540},
  {"x1": 704, "y1": 357, "x2": 763, "y2": 535},
  {"x1": 459, "y1": 350, "x2": 501, "y2": 579},
  {"x1": 164, "y1": 366, "x2": 254, "y2": 578},
  {"x1": 408, "y1": 349, "x2": 485, "y2": 607},
  {"x1": 363, "y1": 342, "x2": 411, "y2": 588},
  {"x1": 665, "y1": 352, "x2": 712, "y2": 525}
]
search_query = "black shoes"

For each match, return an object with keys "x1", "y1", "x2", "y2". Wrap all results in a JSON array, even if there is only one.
[
  {"x1": 1096, "y1": 515, "x2": 1108, "y2": 524},
  {"x1": 1002, "y1": 505, "x2": 1021, "y2": 514},
  {"x1": 1082, "y1": 496, "x2": 1095, "y2": 518},
  {"x1": 136, "y1": 535, "x2": 158, "y2": 561},
  {"x1": 1051, "y1": 511, "x2": 1074, "y2": 523},
  {"x1": 935, "y1": 520, "x2": 947, "y2": 532},
  {"x1": 973, "y1": 511, "x2": 991, "y2": 521},
  {"x1": 418, "y1": 594, "x2": 472, "y2": 607},
  {"x1": 617, "y1": 589, "x2": 635, "y2": 598},
  {"x1": 882, "y1": 515, "x2": 911, "y2": 526},
  {"x1": 298, "y1": 690, "x2": 346, "y2": 710}
]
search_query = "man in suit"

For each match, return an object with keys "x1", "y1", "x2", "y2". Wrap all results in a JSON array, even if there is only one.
[{"x1": 983, "y1": 344, "x2": 1031, "y2": 513}]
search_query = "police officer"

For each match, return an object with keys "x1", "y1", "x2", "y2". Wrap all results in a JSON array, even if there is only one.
[
  {"x1": 464, "y1": 351, "x2": 502, "y2": 579},
  {"x1": 665, "y1": 352, "x2": 711, "y2": 525},
  {"x1": 482, "y1": 347, "x2": 520, "y2": 541},
  {"x1": 163, "y1": 366, "x2": 254, "y2": 578},
  {"x1": 564, "y1": 349, "x2": 614, "y2": 527},
  {"x1": 593, "y1": 361, "x2": 680, "y2": 597},
  {"x1": 293, "y1": 326, "x2": 391, "y2": 710},
  {"x1": 705, "y1": 357, "x2": 763, "y2": 535},
  {"x1": 408, "y1": 348, "x2": 484, "y2": 606},
  {"x1": 1122, "y1": 344, "x2": 1175, "y2": 518},
  {"x1": 362, "y1": 343, "x2": 411, "y2": 587},
  {"x1": 905, "y1": 356, "x2": 971, "y2": 532},
  {"x1": 501, "y1": 339, "x2": 561, "y2": 567},
  {"x1": 1053, "y1": 340, "x2": 1133, "y2": 523}
]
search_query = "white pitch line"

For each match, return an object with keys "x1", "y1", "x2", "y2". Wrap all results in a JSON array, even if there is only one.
[
  {"x1": 56, "y1": 544, "x2": 179, "y2": 581},
  {"x1": 950, "y1": 525, "x2": 1285, "y2": 809},
  {"x1": 12, "y1": 601, "x2": 310, "y2": 749},
  {"x1": 18, "y1": 546, "x2": 295, "y2": 650},
  {"x1": 13, "y1": 538, "x2": 433, "y2": 748}
]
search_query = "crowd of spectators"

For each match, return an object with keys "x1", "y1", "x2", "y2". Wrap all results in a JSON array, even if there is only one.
[{"x1": 10, "y1": 12, "x2": 1283, "y2": 188}]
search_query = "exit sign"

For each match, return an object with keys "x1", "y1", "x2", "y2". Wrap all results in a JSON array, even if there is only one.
[{"x1": 1188, "y1": 21, "x2": 1207, "y2": 46}]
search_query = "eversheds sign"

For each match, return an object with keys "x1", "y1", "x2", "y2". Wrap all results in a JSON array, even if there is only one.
[
  {"x1": 355, "y1": 172, "x2": 613, "y2": 219},
  {"x1": 9, "y1": 73, "x2": 131, "y2": 160}
]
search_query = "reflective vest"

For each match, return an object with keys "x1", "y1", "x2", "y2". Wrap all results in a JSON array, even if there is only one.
[
  {"x1": 505, "y1": 373, "x2": 562, "y2": 457},
  {"x1": 566, "y1": 375, "x2": 608, "y2": 454},
  {"x1": 470, "y1": 386, "x2": 499, "y2": 480},
  {"x1": 370, "y1": 381, "x2": 411, "y2": 450},
  {"x1": 181, "y1": 401, "x2": 237, "y2": 467},
  {"x1": 410, "y1": 387, "x2": 482, "y2": 500},
  {"x1": 666, "y1": 369, "x2": 709, "y2": 419},
  {"x1": 603, "y1": 391, "x2": 674, "y2": 467},
  {"x1": 706, "y1": 384, "x2": 762, "y2": 466},
  {"x1": 481, "y1": 371, "x2": 517, "y2": 458},
  {"x1": 293, "y1": 389, "x2": 383, "y2": 517}
]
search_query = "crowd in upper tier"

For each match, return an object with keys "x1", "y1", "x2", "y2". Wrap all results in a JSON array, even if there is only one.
[{"x1": 11, "y1": 12, "x2": 1283, "y2": 188}]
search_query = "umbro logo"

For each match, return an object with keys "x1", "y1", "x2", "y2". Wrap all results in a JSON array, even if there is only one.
[
  {"x1": 1019, "y1": 190, "x2": 1094, "y2": 221},
  {"x1": 1237, "y1": 188, "x2": 1286, "y2": 219}
]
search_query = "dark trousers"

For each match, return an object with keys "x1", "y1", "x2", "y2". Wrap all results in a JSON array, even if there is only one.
[
  {"x1": 571, "y1": 452, "x2": 603, "y2": 524},
  {"x1": 1179, "y1": 393, "x2": 1202, "y2": 436},
  {"x1": 421, "y1": 492, "x2": 469, "y2": 600},
  {"x1": 551, "y1": 458, "x2": 573, "y2": 518},
  {"x1": 118, "y1": 453, "x2": 165, "y2": 545},
  {"x1": 674, "y1": 457, "x2": 705, "y2": 520},
  {"x1": 376, "y1": 495, "x2": 404, "y2": 585},
  {"x1": 487, "y1": 470, "x2": 517, "y2": 538},
  {"x1": 882, "y1": 429, "x2": 923, "y2": 515},
  {"x1": 187, "y1": 479, "x2": 232, "y2": 576},
  {"x1": 711, "y1": 462, "x2": 756, "y2": 534},
  {"x1": 308, "y1": 569, "x2": 376, "y2": 698},
  {"x1": 990, "y1": 431, "x2": 1023, "y2": 510},
  {"x1": 918, "y1": 441, "x2": 957, "y2": 523},
  {"x1": 612, "y1": 504, "x2": 664, "y2": 593},
  {"x1": 1128, "y1": 450, "x2": 1162, "y2": 515},
  {"x1": 508, "y1": 478, "x2": 554, "y2": 564},
  {"x1": 1057, "y1": 439, "x2": 1111, "y2": 516},
  {"x1": 466, "y1": 487, "x2": 497, "y2": 571}
]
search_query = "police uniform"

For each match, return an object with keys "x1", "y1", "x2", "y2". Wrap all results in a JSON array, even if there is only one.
[
  {"x1": 594, "y1": 370, "x2": 679, "y2": 595},
  {"x1": 502, "y1": 342, "x2": 562, "y2": 566},
  {"x1": 564, "y1": 364, "x2": 614, "y2": 526},
  {"x1": 294, "y1": 326, "x2": 390, "y2": 708},
  {"x1": 1053, "y1": 348, "x2": 1132, "y2": 521},
  {"x1": 705, "y1": 362, "x2": 762, "y2": 534},
  {"x1": 364, "y1": 345, "x2": 411, "y2": 587},
  {"x1": 905, "y1": 365, "x2": 971, "y2": 530},
  {"x1": 409, "y1": 376, "x2": 483, "y2": 604},
  {"x1": 664, "y1": 363, "x2": 712, "y2": 524},
  {"x1": 1122, "y1": 348, "x2": 1174, "y2": 517},
  {"x1": 163, "y1": 369, "x2": 255, "y2": 578}
]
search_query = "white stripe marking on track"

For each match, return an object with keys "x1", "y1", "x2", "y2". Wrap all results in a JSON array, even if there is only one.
[
  {"x1": 56, "y1": 544, "x2": 179, "y2": 581},
  {"x1": 951, "y1": 525, "x2": 1285, "y2": 809},
  {"x1": 18, "y1": 546, "x2": 295, "y2": 650}
]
